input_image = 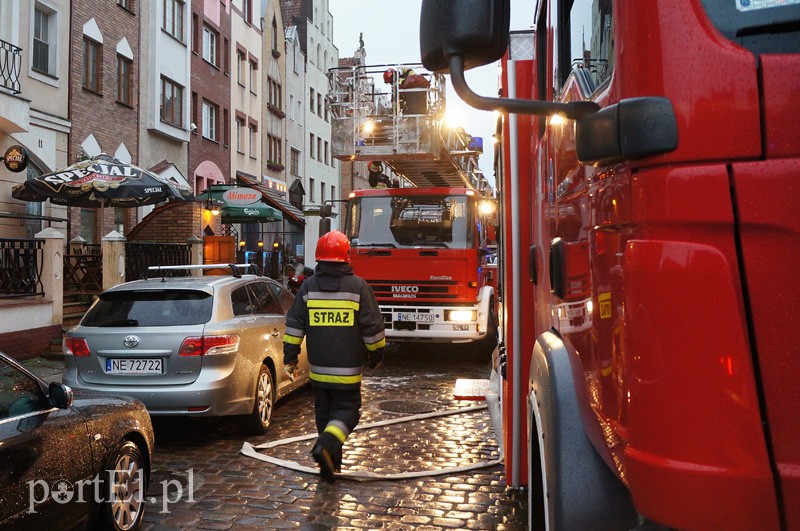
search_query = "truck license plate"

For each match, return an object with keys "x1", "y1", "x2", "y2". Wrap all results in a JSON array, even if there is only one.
[
  {"x1": 106, "y1": 358, "x2": 162, "y2": 375},
  {"x1": 397, "y1": 312, "x2": 434, "y2": 323}
]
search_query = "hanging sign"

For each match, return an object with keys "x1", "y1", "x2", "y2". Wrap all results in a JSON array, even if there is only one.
[
  {"x1": 3, "y1": 145, "x2": 29, "y2": 173},
  {"x1": 223, "y1": 187, "x2": 261, "y2": 205}
]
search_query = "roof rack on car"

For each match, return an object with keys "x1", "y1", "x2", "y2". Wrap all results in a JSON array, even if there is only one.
[{"x1": 145, "y1": 263, "x2": 257, "y2": 281}]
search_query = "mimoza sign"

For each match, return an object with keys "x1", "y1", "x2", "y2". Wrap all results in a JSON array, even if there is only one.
[{"x1": 223, "y1": 187, "x2": 260, "y2": 205}]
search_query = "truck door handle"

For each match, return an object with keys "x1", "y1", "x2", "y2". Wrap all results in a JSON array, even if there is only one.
[
  {"x1": 549, "y1": 238, "x2": 565, "y2": 299},
  {"x1": 530, "y1": 245, "x2": 538, "y2": 285}
]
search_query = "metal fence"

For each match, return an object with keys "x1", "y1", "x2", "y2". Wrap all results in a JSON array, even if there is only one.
[
  {"x1": 125, "y1": 242, "x2": 192, "y2": 281},
  {"x1": 0, "y1": 239, "x2": 43, "y2": 297}
]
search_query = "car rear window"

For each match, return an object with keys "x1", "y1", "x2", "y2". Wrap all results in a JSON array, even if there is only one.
[{"x1": 82, "y1": 290, "x2": 213, "y2": 327}]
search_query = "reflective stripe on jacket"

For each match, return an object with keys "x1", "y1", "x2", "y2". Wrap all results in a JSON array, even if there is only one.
[{"x1": 283, "y1": 264, "x2": 385, "y2": 390}]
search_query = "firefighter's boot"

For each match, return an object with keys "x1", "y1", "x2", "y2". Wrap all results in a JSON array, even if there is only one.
[{"x1": 311, "y1": 432, "x2": 341, "y2": 483}]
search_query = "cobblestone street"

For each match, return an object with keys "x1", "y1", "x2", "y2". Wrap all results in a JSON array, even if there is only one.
[{"x1": 140, "y1": 345, "x2": 528, "y2": 530}]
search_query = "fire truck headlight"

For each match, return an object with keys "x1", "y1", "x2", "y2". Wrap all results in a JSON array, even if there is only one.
[{"x1": 446, "y1": 310, "x2": 476, "y2": 323}]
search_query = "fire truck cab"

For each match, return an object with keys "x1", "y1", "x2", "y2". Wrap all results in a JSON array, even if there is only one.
[
  {"x1": 421, "y1": 0, "x2": 800, "y2": 529},
  {"x1": 328, "y1": 63, "x2": 498, "y2": 348}
]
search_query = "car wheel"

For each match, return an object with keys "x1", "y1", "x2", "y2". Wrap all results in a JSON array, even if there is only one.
[
  {"x1": 244, "y1": 364, "x2": 274, "y2": 434},
  {"x1": 98, "y1": 439, "x2": 149, "y2": 531}
]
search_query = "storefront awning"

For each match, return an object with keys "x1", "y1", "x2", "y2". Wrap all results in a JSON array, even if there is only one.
[
  {"x1": 195, "y1": 186, "x2": 282, "y2": 223},
  {"x1": 237, "y1": 172, "x2": 305, "y2": 224}
]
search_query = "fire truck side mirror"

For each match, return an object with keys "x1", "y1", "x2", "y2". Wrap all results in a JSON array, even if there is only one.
[
  {"x1": 576, "y1": 97, "x2": 678, "y2": 164},
  {"x1": 419, "y1": 0, "x2": 510, "y2": 73},
  {"x1": 319, "y1": 217, "x2": 331, "y2": 236}
]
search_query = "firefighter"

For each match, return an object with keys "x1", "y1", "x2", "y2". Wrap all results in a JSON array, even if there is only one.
[
  {"x1": 367, "y1": 161, "x2": 394, "y2": 188},
  {"x1": 282, "y1": 230, "x2": 386, "y2": 482}
]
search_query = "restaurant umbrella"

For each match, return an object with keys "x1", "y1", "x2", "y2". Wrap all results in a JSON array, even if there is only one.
[{"x1": 12, "y1": 153, "x2": 194, "y2": 209}]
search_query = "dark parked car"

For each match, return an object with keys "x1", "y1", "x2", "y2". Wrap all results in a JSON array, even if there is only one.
[
  {"x1": 63, "y1": 264, "x2": 309, "y2": 434},
  {"x1": 0, "y1": 351, "x2": 154, "y2": 530}
]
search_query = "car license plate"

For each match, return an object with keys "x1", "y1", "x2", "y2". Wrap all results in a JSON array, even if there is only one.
[
  {"x1": 106, "y1": 358, "x2": 162, "y2": 375},
  {"x1": 397, "y1": 312, "x2": 434, "y2": 323}
]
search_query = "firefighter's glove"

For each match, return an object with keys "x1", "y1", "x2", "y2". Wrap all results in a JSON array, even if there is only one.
[
  {"x1": 283, "y1": 363, "x2": 298, "y2": 381},
  {"x1": 367, "y1": 349, "x2": 384, "y2": 370}
]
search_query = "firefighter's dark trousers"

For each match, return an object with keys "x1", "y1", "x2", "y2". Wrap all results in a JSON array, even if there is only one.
[{"x1": 313, "y1": 385, "x2": 361, "y2": 436}]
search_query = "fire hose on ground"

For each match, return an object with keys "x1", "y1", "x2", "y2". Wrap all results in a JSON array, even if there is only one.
[{"x1": 240, "y1": 396, "x2": 504, "y2": 481}]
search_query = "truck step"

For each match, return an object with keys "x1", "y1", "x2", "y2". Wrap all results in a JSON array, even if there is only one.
[{"x1": 453, "y1": 378, "x2": 490, "y2": 401}]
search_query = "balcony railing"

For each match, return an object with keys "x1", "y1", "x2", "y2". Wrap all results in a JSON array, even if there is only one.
[
  {"x1": 0, "y1": 239, "x2": 43, "y2": 297},
  {"x1": 0, "y1": 38, "x2": 22, "y2": 94}
]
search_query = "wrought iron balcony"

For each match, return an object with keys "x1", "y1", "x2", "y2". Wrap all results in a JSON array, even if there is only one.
[{"x1": 0, "y1": 38, "x2": 22, "y2": 95}]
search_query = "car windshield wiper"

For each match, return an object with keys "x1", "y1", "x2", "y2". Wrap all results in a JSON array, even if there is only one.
[{"x1": 98, "y1": 319, "x2": 139, "y2": 327}]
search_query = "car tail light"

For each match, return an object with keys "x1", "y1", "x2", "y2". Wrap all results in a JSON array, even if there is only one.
[
  {"x1": 179, "y1": 335, "x2": 240, "y2": 356},
  {"x1": 64, "y1": 337, "x2": 91, "y2": 357}
]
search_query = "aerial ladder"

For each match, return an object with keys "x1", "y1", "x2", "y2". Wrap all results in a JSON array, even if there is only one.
[{"x1": 327, "y1": 63, "x2": 489, "y2": 192}]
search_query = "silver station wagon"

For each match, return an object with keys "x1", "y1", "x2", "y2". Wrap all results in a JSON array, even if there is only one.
[{"x1": 62, "y1": 264, "x2": 309, "y2": 434}]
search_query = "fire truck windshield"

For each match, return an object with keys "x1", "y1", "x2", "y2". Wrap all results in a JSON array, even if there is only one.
[{"x1": 346, "y1": 194, "x2": 474, "y2": 249}]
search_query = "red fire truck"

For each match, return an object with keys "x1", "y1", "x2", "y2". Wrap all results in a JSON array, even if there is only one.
[
  {"x1": 327, "y1": 64, "x2": 498, "y2": 349},
  {"x1": 421, "y1": 0, "x2": 800, "y2": 529}
]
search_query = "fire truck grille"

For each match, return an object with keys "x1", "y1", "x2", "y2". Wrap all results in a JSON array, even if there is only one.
[{"x1": 368, "y1": 279, "x2": 459, "y2": 300}]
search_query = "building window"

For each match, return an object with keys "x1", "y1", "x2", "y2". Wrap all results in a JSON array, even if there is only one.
[
  {"x1": 82, "y1": 37, "x2": 102, "y2": 93},
  {"x1": 309, "y1": 133, "x2": 315, "y2": 159},
  {"x1": 290, "y1": 148, "x2": 300, "y2": 176},
  {"x1": 331, "y1": 185, "x2": 336, "y2": 201},
  {"x1": 33, "y1": 5, "x2": 55, "y2": 76},
  {"x1": 118, "y1": 0, "x2": 133, "y2": 10},
  {"x1": 317, "y1": 93, "x2": 322, "y2": 116},
  {"x1": 236, "y1": 49, "x2": 245, "y2": 85},
  {"x1": 117, "y1": 55, "x2": 132, "y2": 105},
  {"x1": 243, "y1": 0, "x2": 252, "y2": 24},
  {"x1": 236, "y1": 117, "x2": 245, "y2": 153},
  {"x1": 192, "y1": 13, "x2": 199, "y2": 53},
  {"x1": 268, "y1": 78, "x2": 282, "y2": 111},
  {"x1": 223, "y1": 38, "x2": 229, "y2": 75},
  {"x1": 271, "y1": 17, "x2": 278, "y2": 51},
  {"x1": 191, "y1": 92, "x2": 198, "y2": 130},
  {"x1": 320, "y1": 181, "x2": 325, "y2": 203},
  {"x1": 202, "y1": 100, "x2": 217, "y2": 141},
  {"x1": 223, "y1": 108, "x2": 229, "y2": 146},
  {"x1": 267, "y1": 134, "x2": 282, "y2": 165},
  {"x1": 324, "y1": 141, "x2": 329, "y2": 165},
  {"x1": 249, "y1": 122, "x2": 257, "y2": 157},
  {"x1": 202, "y1": 25, "x2": 218, "y2": 66},
  {"x1": 309, "y1": 178, "x2": 315, "y2": 202},
  {"x1": 317, "y1": 137, "x2": 322, "y2": 162},
  {"x1": 249, "y1": 59, "x2": 257, "y2": 93},
  {"x1": 160, "y1": 76, "x2": 183, "y2": 127},
  {"x1": 309, "y1": 88, "x2": 315, "y2": 113},
  {"x1": 163, "y1": 0, "x2": 184, "y2": 41}
]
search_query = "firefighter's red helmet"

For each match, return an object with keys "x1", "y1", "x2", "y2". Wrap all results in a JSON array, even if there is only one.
[
  {"x1": 315, "y1": 231, "x2": 351, "y2": 263},
  {"x1": 368, "y1": 161, "x2": 383, "y2": 173},
  {"x1": 383, "y1": 68, "x2": 396, "y2": 84}
]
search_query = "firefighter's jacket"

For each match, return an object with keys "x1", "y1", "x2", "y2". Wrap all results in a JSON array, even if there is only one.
[{"x1": 283, "y1": 262, "x2": 386, "y2": 390}]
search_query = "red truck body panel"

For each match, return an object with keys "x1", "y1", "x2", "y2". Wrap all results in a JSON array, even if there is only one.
[{"x1": 495, "y1": 0, "x2": 799, "y2": 527}]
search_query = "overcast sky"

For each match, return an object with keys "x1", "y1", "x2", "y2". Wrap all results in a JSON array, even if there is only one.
[{"x1": 328, "y1": 0, "x2": 533, "y2": 187}]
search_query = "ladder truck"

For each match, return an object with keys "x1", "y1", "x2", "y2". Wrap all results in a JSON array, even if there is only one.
[
  {"x1": 327, "y1": 64, "x2": 498, "y2": 351},
  {"x1": 420, "y1": 0, "x2": 800, "y2": 529}
]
